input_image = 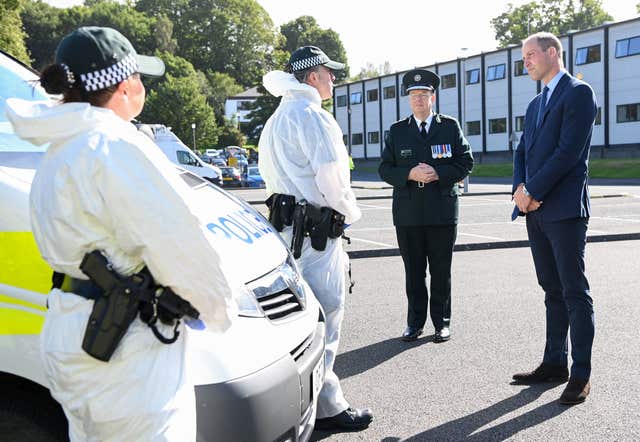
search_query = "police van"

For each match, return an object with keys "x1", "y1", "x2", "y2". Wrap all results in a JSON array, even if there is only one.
[
  {"x1": 141, "y1": 124, "x2": 224, "y2": 187},
  {"x1": 0, "y1": 50, "x2": 325, "y2": 441}
]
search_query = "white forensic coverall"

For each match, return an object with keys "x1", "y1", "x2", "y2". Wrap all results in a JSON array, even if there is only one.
[
  {"x1": 6, "y1": 98, "x2": 238, "y2": 441},
  {"x1": 258, "y1": 71, "x2": 362, "y2": 419}
]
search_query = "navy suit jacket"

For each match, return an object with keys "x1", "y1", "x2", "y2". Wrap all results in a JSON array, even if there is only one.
[{"x1": 512, "y1": 73, "x2": 597, "y2": 221}]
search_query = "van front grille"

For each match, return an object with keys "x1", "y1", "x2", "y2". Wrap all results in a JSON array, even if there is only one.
[{"x1": 256, "y1": 287, "x2": 303, "y2": 320}]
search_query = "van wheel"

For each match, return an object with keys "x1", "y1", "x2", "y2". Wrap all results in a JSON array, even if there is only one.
[{"x1": 0, "y1": 374, "x2": 68, "y2": 442}]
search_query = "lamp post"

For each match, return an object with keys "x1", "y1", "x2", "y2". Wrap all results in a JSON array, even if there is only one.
[
  {"x1": 191, "y1": 123, "x2": 196, "y2": 152},
  {"x1": 459, "y1": 47, "x2": 470, "y2": 193}
]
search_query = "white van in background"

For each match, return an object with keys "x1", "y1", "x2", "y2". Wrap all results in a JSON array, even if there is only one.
[{"x1": 140, "y1": 124, "x2": 223, "y2": 187}]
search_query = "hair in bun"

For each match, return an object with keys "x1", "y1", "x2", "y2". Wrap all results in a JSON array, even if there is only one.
[{"x1": 40, "y1": 63, "x2": 77, "y2": 95}]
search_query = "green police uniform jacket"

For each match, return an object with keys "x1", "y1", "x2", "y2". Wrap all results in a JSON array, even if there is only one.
[{"x1": 379, "y1": 114, "x2": 474, "y2": 226}]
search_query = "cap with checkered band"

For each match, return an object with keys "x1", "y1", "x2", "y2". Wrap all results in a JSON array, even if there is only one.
[
  {"x1": 287, "y1": 46, "x2": 345, "y2": 73},
  {"x1": 55, "y1": 26, "x2": 165, "y2": 92}
]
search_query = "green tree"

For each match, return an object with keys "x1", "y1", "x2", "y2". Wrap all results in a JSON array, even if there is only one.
[
  {"x1": 636, "y1": 2, "x2": 639, "y2": 13},
  {"x1": 140, "y1": 52, "x2": 218, "y2": 148},
  {"x1": 204, "y1": 71, "x2": 243, "y2": 121},
  {"x1": 216, "y1": 118, "x2": 246, "y2": 147},
  {"x1": 350, "y1": 61, "x2": 392, "y2": 81},
  {"x1": 21, "y1": 0, "x2": 161, "y2": 70},
  {"x1": 280, "y1": 15, "x2": 349, "y2": 81},
  {"x1": 491, "y1": 0, "x2": 613, "y2": 47},
  {"x1": 244, "y1": 16, "x2": 350, "y2": 142},
  {"x1": 136, "y1": 0, "x2": 279, "y2": 88},
  {"x1": 0, "y1": 0, "x2": 30, "y2": 63}
]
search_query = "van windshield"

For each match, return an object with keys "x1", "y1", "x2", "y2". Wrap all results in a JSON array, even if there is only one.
[{"x1": 0, "y1": 53, "x2": 50, "y2": 153}]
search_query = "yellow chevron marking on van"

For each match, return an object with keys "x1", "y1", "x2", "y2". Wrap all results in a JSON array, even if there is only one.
[{"x1": 0, "y1": 232, "x2": 50, "y2": 334}]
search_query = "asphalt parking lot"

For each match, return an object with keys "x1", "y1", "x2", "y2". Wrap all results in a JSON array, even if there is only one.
[{"x1": 232, "y1": 177, "x2": 640, "y2": 441}]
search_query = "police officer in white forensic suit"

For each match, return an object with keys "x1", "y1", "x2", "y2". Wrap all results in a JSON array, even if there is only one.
[
  {"x1": 6, "y1": 27, "x2": 237, "y2": 441},
  {"x1": 258, "y1": 46, "x2": 373, "y2": 432}
]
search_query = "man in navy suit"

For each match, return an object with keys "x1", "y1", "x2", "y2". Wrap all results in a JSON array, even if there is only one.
[{"x1": 511, "y1": 32, "x2": 597, "y2": 405}]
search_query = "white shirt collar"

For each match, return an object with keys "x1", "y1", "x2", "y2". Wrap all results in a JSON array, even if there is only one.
[
  {"x1": 543, "y1": 69, "x2": 566, "y2": 103},
  {"x1": 411, "y1": 113, "x2": 434, "y2": 130}
]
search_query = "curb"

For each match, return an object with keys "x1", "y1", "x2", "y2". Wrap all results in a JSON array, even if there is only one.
[
  {"x1": 347, "y1": 232, "x2": 640, "y2": 260},
  {"x1": 245, "y1": 192, "x2": 630, "y2": 205}
]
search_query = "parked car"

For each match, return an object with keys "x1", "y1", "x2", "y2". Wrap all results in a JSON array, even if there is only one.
[
  {"x1": 139, "y1": 124, "x2": 223, "y2": 187},
  {"x1": 0, "y1": 49, "x2": 325, "y2": 442},
  {"x1": 243, "y1": 166, "x2": 265, "y2": 188},
  {"x1": 211, "y1": 157, "x2": 227, "y2": 167},
  {"x1": 220, "y1": 166, "x2": 243, "y2": 187}
]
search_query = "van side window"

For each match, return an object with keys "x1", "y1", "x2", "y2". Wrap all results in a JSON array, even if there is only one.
[{"x1": 177, "y1": 150, "x2": 198, "y2": 166}]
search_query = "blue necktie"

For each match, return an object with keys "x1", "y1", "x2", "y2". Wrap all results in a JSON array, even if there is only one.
[{"x1": 536, "y1": 86, "x2": 549, "y2": 128}]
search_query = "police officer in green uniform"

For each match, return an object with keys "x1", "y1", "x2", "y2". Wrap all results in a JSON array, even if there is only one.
[{"x1": 379, "y1": 69, "x2": 474, "y2": 343}]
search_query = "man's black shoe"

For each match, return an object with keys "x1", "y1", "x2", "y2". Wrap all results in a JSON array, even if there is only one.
[
  {"x1": 314, "y1": 407, "x2": 373, "y2": 431},
  {"x1": 512, "y1": 363, "x2": 569, "y2": 384},
  {"x1": 559, "y1": 378, "x2": 590, "y2": 405},
  {"x1": 401, "y1": 326, "x2": 423, "y2": 342},
  {"x1": 434, "y1": 327, "x2": 451, "y2": 343}
]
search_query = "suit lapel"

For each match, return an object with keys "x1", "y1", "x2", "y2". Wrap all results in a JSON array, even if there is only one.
[{"x1": 530, "y1": 73, "x2": 571, "y2": 147}]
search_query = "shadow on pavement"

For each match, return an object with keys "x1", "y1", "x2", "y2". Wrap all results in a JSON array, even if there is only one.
[
  {"x1": 381, "y1": 384, "x2": 570, "y2": 442},
  {"x1": 333, "y1": 335, "x2": 435, "y2": 380}
]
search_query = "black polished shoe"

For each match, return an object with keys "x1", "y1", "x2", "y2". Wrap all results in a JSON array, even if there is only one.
[
  {"x1": 314, "y1": 407, "x2": 373, "y2": 431},
  {"x1": 401, "y1": 326, "x2": 423, "y2": 342},
  {"x1": 434, "y1": 327, "x2": 451, "y2": 343},
  {"x1": 512, "y1": 363, "x2": 569, "y2": 384},
  {"x1": 559, "y1": 378, "x2": 590, "y2": 405}
]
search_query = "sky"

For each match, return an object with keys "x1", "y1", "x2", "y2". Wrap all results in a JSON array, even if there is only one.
[{"x1": 46, "y1": 0, "x2": 638, "y2": 73}]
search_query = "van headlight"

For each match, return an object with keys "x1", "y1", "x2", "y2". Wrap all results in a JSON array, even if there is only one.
[{"x1": 235, "y1": 285, "x2": 264, "y2": 318}]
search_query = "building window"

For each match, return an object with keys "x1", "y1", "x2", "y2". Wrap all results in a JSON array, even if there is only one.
[
  {"x1": 466, "y1": 121, "x2": 480, "y2": 136},
  {"x1": 595, "y1": 107, "x2": 602, "y2": 125},
  {"x1": 383, "y1": 86, "x2": 396, "y2": 99},
  {"x1": 368, "y1": 131, "x2": 380, "y2": 144},
  {"x1": 466, "y1": 68, "x2": 480, "y2": 85},
  {"x1": 342, "y1": 134, "x2": 348, "y2": 145},
  {"x1": 367, "y1": 89, "x2": 378, "y2": 102},
  {"x1": 336, "y1": 95, "x2": 347, "y2": 107},
  {"x1": 441, "y1": 73, "x2": 456, "y2": 89},
  {"x1": 514, "y1": 60, "x2": 528, "y2": 76},
  {"x1": 486, "y1": 64, "x2": 505, "y2": 81},
  {"x1": 515, "y1": 115, "x2": 525, "y2": 132},
  {"x1": 489, "y1": 118, "x2": 507, "y2": 134},
  {"x1": 616, "y1": 36, "x2": 640, "y2": 58},
  {"x1": 575, "y1": 44, "x2": 601, "y2": 65},
  {"x1": 352, "y1": 133, "x2": 363, "y2": 145},
  {"x1": 237, "y1": 100, "x2": 252, "y2": 111},
  {"x1": 350, "y1": 92, "x2": 362, "y2": 105},
  {"x1": 616, "y1": 103, "x2": 640, "y2": 123}
]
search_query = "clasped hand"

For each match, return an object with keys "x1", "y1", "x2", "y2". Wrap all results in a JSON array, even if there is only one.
[
  {"x1": 513, "y1": 183, "x2": 542, "y2": 213},
  {"x1": 409, "y1": 163, "x2": 439, "y2": 184}
]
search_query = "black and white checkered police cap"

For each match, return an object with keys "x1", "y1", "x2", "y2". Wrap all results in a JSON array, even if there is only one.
[
  {"x1": 55, "y1": 26, "x2": 165, "y2": 92},
  {"x1": 287, "y1": 46, "x2": 345, "y2": 73}
]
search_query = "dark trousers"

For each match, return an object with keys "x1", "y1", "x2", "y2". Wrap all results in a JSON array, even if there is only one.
[
  {"x1": 526, "y1": 212, "x2": 594, "y2": 379},
  {"x1": 395, "y1": 224, "x2": 457, "y2": 331}
]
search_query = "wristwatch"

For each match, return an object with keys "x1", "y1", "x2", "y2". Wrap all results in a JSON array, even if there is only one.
[{"x1": 522, "y1": 185, "x2": 531, "y2": 196}]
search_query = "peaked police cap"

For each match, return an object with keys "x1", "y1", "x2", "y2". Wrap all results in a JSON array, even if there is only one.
[
  {"x1": 55, "y1": 26, "x2": 165, "y2": 92},
  {"x1": 287, "y1": 46, "x2": 345, "y2": 72},
  {"x1": 402, "y1": 69, "x2": 440, "y2": 92}
]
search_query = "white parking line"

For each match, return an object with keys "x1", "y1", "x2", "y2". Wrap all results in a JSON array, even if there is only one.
[
  {"x1": 458, "y1": 232, "x2": 505, "y2": 241},
  {"x1": 591, "y1": 216, "x2": 640, "y2": 223},
  {"x1": 348, "y1": 236, "x2": 395, "y2": 248}
]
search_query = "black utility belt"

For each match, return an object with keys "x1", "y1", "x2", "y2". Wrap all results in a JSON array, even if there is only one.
[
  {"x1": 51, "y1": 252, "x2": 199, "y2": 362},
  {"x1": 265, "y1": 193, "x2": 347, "y2": 258}
]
